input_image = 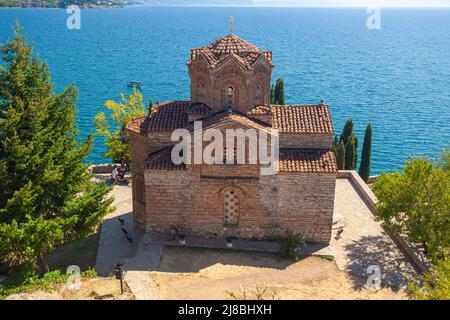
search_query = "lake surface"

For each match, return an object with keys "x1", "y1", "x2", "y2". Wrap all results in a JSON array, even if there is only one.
[{"x1": 0, "y1": 6, "x2": 449, "y2": 174}]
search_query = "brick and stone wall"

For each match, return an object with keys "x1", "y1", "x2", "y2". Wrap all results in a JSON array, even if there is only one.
[
  {"x1": 279, "y1": 133, "x2": 333, "y2": 149},
  {"x1": 189, "y1": 56, "x2": 273, "y2": 113},
  {"x1": 140, "y1": 164, "x2": 335, "y2": 244}
]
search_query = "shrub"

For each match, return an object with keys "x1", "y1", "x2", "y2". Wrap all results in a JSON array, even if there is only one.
[{"x1": 279, "y1": 232, "x2": 306, "y2": 261}]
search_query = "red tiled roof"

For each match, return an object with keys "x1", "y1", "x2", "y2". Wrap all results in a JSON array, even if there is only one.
[
  {"x1": 145, "y1": 147, "x2": 336, "y2": 173},
  {"x1": 187, "y1": 102, "x2": 211, "y2": 115},
  {"x1": 185, "y1": 109, "x2": 271, "y2": 133},
  {"x1": 248, "y1": 105, "x2": 272, "y2": 116},
  {"x1": 148, "y1": 101, "x2": 189, "y2": 132},
  {"x1": 190, "y1": 34, "x2": 272, "y2": 70},
  {"x1": 145, "y1": 147, "x2": 186, "y2": 171},
  {"x1": 125, "y1": 116, "x2": 150, "y2": 134},
  {"x1": 271, "y1": 104, "x2": 333, "y2": 134},
  {"x1": 127, "y1": 102, "x2": 333, "y2": 136},
  {"x1": 278, "y1": 149, "x2": 337, "y2": 173}
]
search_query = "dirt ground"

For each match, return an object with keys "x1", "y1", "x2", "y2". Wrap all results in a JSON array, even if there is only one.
[
  {"x1": 60, "y1": 277, "x2": 133, "y2": 300},
  {"x1": 6, "y1": 278, "x2": 133, "y2": 300},
  {"x1": 150, "y1": 247, "x2": 409, "y2": 300}
]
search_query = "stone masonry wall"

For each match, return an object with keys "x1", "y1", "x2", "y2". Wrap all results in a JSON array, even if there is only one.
[
  {"x1": 189, "y1": 56, "x2": 273, "y2": 113},
  {"x1": 279, "y1": 133, "x2": 333, "y2": 149},
  {"x1": 275, "y1": 173, "x2": 336, "y2": 243},
  {"x1": 141, "y1": 164, "x2": 335, "y2": 244},
  {"x1": 129, "y1": 132, "x2": 150, "y2": 227}
]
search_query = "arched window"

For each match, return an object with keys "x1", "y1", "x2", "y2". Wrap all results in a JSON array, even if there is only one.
[
  {"x1": 224, "y1": 190, "x2": 239, "y2": 225},
  {"x1": 256, "y1": 83, "x2": 262, "y2": 98},
  {"x1": 225, "y1": 85, "x2": 235, "y2": 107},
  {"x1": 254, "y1": 82, "x2": 263, "y2": 105},
  {"x1": 134, "y1": 174, "x2": 145, "y2": 204}
]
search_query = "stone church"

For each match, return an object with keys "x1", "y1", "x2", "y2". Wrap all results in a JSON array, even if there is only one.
[{"x1": 126, "y1": 30, "x2": 337, "y2": 244}]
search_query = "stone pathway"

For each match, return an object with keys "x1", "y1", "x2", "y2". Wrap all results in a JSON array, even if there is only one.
[
  {"x1": 330, "y1": 178, "x2": 416, "y2": 289},
  {"x1": 123, "y1": 234, "x2": 163, "y2": 300},
  {"x1": 94, "y1": 181, "x2": 143, "y2": 276}
]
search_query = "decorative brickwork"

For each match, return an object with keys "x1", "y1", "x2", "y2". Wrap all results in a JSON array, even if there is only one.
[{"x1": 126, "y1": 33, "x2": 337, "y2": 244}]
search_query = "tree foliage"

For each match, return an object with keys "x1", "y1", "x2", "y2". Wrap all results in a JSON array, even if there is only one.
[
  {"x1": 273, "y1": 78, "x2": 285, "y2": 105},
  {"x1": 333, "y1": 118, "x2": 363, "y2": 171},
  {"x1": 270, "y1": 84, "x2": 275, "y2": 104},
  {"x1": 93, "y1": 87, "x2": 147, "y2": 164},
  {"x1": 408, "y1": 257, "x2": 450, "y2": 300},
  {"x1": 344, "y1": 133, "x2": 357, "y2": 170},
  {"x1": 0, "y1": 25, "x2": 114, "y2": 275},
  {"x1": 359, "y1": 123, "x2": 372, "y2": 182},
  {"x1": 336, "y1": 140, "x2": 346, "y2": 170},
  {"x1": 373, "y1": 153, "x2": 450, "y2": 262}
]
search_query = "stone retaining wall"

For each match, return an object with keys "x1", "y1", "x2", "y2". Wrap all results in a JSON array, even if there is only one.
[{"x1": 89, "y1": 163, "x2": 119, "y2": 174}]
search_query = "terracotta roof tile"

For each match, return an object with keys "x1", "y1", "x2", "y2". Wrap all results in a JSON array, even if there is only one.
[
  {"x1": 125, "y1": 116, "x2": 150, "y2": 134},
  {"x1": 148, "y1": 101, "x2": 189, "y2": 132},
  {"x1": 271, "y1": 104, "x2": 333, "y2": 134},
  {"x1": 187, "y1": 102, "x2": 211, "y2": 115},
  {"x1": 185, "y1": 109, "x2": 271, "y2": 133},
  {"x1": 145, "y1": 147, "x2": 186, "y2": 171},
  {"x1": 190, "y1": 34, "x2": 272, "y2": 70},
  {"x1": 248, "y1": 105, "x2": 272, "y2": 116},
  {"x1": 127, "y1": 102, "x2": 333, "y2": 136},
  {"x1": 278, "y1": 149, "x2": 337, "y2": 173}
]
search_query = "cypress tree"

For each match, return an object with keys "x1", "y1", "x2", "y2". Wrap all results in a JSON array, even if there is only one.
[
  {"x1": 353, "y1": 134, "x2": 358, "y2": 169},
  {"x1": 148, "y1": 99, "x2": 154, "y2": 114},
  {"x1": 0, "y1": 25, "x2": 114, "y2": 275},
  {"x1": 332, "y1": 135, "x2": 339, "y2": 156},
  {"x1": 270, "y1": 84, "x2": 275, "y2": 104},
  {"x1": 340, "y1": 118, "x2": 353, "y2": 145},
  {"x1": 337, "y1": 141, "x2": 346, "y2": 170},
  {"x1": 359, "y1": 123, "x2": 372, "y2": 182},
  {"x1": 345, "y1": 134, "x2": 357, "y2": 170},
  {"x1": 274, "y1": 78, "x2": 285, "y2": 105}
]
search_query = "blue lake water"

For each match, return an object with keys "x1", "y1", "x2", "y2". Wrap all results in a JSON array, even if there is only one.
[{"x1": 0, "y1": 6, "x2": 449, "y2": 174}]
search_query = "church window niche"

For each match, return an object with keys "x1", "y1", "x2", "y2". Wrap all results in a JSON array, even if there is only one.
[
  {"x1": 255, "y1": 82, "x2": 263, "y2": 105},
  {"x1": 134, "y1": 174, "x2": 145, "y2": 204},
  {"x1": 224, "y1": 190, "x2": 239, "y2": 226},
  {"x1": 226, "y1": 85, "x2": 235, "y2": 107},
  {"x1": 198, "y1": 81, "x2": 206, "y2": 99}
]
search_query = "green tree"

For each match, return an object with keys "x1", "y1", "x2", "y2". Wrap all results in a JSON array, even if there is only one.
[
  {"x1": 93, "y1": 87, "x2": 147, "y2": 165},
  {"x1": 340, "y1": 118, "x2": 354, "y2": 145},
  {"x1": 148, "y1": 99, "x2": 154, "y2": 114},
  {"x1": 344, "y1": 134, "x2": 357, "y2": 170},
  {"x1": 353, "y1": 134, "x2": 358, "y2": 169},
  {"x1": 408, "y1": 257, "x2": 450, "y2": 300},
  {"x1": 0, "y1": 25, "x2": 114, "y2": 275},
  {"x1": 373, "y1": 153, "x2": 450, "y2": 262},
  {"x1": 336, "y1": 141, "x2": 346, "y2": 170},
  {"x1": 332, "y1": 135, "x2": 339, "y2": 156},
  {"x1": 439, "y1": 147, "x2": 450, "y2": 171},
  {"x1": 274, "y1": 78, "x2": 285, "y2": 105},
  {"x1": 270, "y1": 84, "x2": 275, "y2": 104},
  {"x1": 359, "y1": 123, "x2": 372, "y2": 182}
]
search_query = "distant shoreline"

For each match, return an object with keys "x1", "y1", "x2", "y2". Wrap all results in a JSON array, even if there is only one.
[
  {"x1": 0, "y1": 5, "x2": 125, "y2": 9},
  {"x1": 1, "y1": 4, "x2": 450, "y2": 9}
]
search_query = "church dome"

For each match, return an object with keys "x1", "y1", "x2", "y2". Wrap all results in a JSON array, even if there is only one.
[
  {"x1": 206, "y1": 34, "x2": 261, "y2": 56},
  {"x1": 190, "y1": 34, "x2": 272, "y2": 69}
]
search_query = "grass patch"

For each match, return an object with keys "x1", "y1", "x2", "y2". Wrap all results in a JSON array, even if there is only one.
[
  {"x1": 46, "y1": 233, "x2": 100, "y2": 272},
  {"x1": 317, "y1": 255, "x2": 335, "y2": 262},
  {"x1": 1, "y1": 233, "x2": 100, "y2": 300},
  {"x1": 0, "y1": 264, "x2": 97, "y2": 300}
]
